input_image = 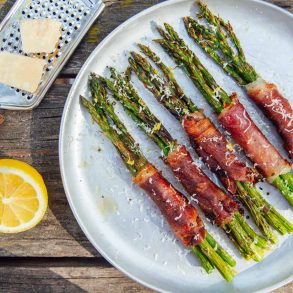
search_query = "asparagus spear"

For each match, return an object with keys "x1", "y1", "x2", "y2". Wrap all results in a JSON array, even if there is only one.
[
  {"x1": 96, "y1": 70, "x2": 268, "y2": 261},
  {"x1": 126, "y1": 44, "x2": 293, "y2": 241},
  {"x1": 184, "y1": 1, "x2": 293, "y2": 161},
  {"x1": 183, "y1": 1, "x2": 257, "y2": 86},
  {"x1": 81, "y1": 80, "x2": 236, "y2": 281},
  {"x1": 80, "y1": 97, "x2": 147, "y2": 176},
  {"x1": 155, "y1": 23, "x2": 293, "y2": 206}
]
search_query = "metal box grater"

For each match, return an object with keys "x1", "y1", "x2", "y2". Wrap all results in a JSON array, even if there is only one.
[{"x1": 0, "y1": 0, "x2": 105, "y2": 110}]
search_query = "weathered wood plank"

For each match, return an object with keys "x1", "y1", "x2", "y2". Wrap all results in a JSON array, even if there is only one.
[
  {"x1": 0, "y1": 258, "x2": 154, "y2": 293},
  {"x1": 0, "y1": 81, "x2": 98, "y2": 257},
  {"x1": 265, "y1": 0, "x2": 293, "y2": 10},
  {"x1": 0, "y1": 0, "x2": 293, "y2": 292},
  {"x1": 0, "y1": 257, "x2": 290, "y2": 293},
  {"x1": 274, "y1": 284, "x2": 293, "y2": 293}
]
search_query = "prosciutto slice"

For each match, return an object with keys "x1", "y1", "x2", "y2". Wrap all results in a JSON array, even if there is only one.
[
  {"x1": 166, "y1": 145, "x2": 239, "y2": 226},
  {"x1": 219, "y1": 94, "x2": 292, "y2": 183},
  {"x1": 246, "y1": 77, "x2": 293, "y2": 158},
  {"x1": 133, "y1": 163, "x2": 206, "y2": 247},
  {"x1": 182, "y1": 111, "x2": 257, "y2": 186},
  {"x1": 194, "y1": 142, "x2": 237, "y2": 194}
]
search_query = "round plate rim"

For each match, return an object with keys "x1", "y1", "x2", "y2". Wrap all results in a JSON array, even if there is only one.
[{"x1": 59, "y1": 0, "x2": 293, "y2": 292}]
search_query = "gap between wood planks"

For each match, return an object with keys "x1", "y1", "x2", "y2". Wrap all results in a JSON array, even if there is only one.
[{"x1": 0, "y1": 256, "x2": 111, "y2": 267}]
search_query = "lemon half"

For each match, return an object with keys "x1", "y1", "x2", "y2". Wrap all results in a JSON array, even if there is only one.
[{"x1": 0, "y1": 159, "x2": 48, "y2": 233}]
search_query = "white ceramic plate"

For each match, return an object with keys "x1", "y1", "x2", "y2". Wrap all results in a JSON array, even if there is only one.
[{"x1": 59, "y1": 0, "x2": 293, "y2": 292}]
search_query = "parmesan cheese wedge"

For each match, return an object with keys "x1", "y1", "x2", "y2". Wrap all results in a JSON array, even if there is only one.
[
  {"x1": 0, "y1": 52, "x2": 46, "y2": 93},
  {"x1": 20, "y1": 19, "x2": 61, "y2": 54}
]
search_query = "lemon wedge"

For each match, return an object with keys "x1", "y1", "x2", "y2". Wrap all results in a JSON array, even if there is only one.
[{"x1": 0, "y1": 159, "x2": 48, "y2": 233}]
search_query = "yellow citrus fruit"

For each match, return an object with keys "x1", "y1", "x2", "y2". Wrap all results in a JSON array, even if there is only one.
[{"x1": 0, "y1": 159, "x2": 48, "y2": 233}]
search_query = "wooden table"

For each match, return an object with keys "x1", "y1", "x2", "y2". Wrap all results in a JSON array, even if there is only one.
[{"x1": 0, "y1": 0, "x2": 292, "y2": 292}]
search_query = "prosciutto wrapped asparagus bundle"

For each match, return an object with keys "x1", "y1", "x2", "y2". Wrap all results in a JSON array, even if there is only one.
[
  {"x1": 126, "y1": 44, "x2": 293, "y2": 241},
  {"x1": 80, "y1": 78, "x2": 236, "y2": 281},
  {"x1": 155, "y1": 23, "x2": 293, "y2": 206},
  {"x1": 95, "y1": 70, "x2": 268, "y2": 259},
  {"x1": 184, "y1": 1, "x2": 293, "y2": 158}
]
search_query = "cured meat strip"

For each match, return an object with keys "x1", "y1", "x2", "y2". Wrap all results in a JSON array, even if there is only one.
[
  {"x1": 81, "y1": 74, "x2": 254, "y2": 282},
  {"x1": 182, "y1": 111, "x2": 257, "y2": 183},
  {"x1": 156, "y1": 21, "x2": 293, "y2": 205},
  {"x1": 102, "y1": 69, "x2": 270, "y2": 260},
  {"x1": 183, "y1": 2, "x2": 293, "y2": 158},
  {"x1": 166, "y1": 145, "x2": 239, "y2": 225},
  {"x1": 219, "y1": 94, "x2": 292, "y2": 183},
  {"x1": 126, "y1": 44, "x2": 292, "y2": 241},
  {"x1": 133, "y1": 163, "x2": 206, "y2": 246},
  {"x1": 246, "y1": 78, "x2": 293, "y2": 158},
  {"x1": 195, "y1": 144, "x2": 238, "y2": 194}
]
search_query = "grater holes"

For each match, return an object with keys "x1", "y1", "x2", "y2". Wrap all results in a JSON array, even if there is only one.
[{"x1": 2, "y1": 0, "x2": 95, "y2": 106}]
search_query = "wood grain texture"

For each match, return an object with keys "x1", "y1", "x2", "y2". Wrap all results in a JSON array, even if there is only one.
[
  {"x1": 0, "y1": 82, "x2": 98, "y2": 258},
  {"x1": 0, "y1": 0, "x2": 292, "y2": 292},
  {"x1": 0, "y1": 258, "x2": 154, "y2": 293}
]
